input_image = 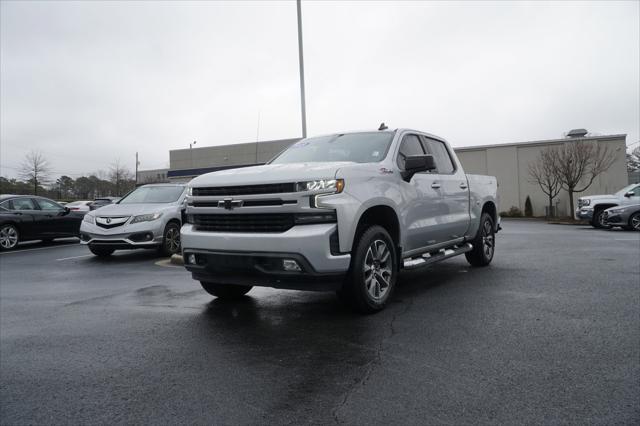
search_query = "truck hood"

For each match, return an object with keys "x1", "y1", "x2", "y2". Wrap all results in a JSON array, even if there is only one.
[
  {"x1": 89, "y1": 203, "x2": 176, "y2": 217},
  {"x1": 579, "y1": 194, "x2": 617, "y2": 202},
  {"x1": 190, "y1": 162, "x2": 354, "y2": 187}
]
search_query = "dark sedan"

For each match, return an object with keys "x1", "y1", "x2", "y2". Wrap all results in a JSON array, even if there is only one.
[{"x1": 0, "y1": 195, "x2": 84, "y2": 250}]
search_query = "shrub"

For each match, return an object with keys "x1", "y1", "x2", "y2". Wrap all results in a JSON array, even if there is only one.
[
  {"x1": 524, "y1": 196, "x2": 533, "y2": 217},
  {"x1": 500, "y1": 206, "x2": 523, "y2": 217}
]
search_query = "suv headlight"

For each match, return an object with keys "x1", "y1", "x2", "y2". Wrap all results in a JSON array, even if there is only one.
[
  {"x1": 187, "y1": 186, "x2": 193, "y2": 196},
  {"x1": 296, "y1": 179, "x2": 344, "y2": 193},
  {"x1": 581, "y1": 199, "x2": 591, "y2": 206},
  {"x1": 83, "y1": 215, "x2": 95, "y2": 224},
  {"x1": 130, "y1": 212, "x2": 163, "y2": 224}
]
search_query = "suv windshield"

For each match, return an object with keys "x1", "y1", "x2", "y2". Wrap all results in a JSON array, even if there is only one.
[
  {"x1": 615, "y1": 184, "x2": 639, "y2": 196},
  {"x1": 270, "y1": 132, "x2": 394, "y2": 164},
  {"x1": 119, "y1": 186, "x2": 184, "y2": 204}
]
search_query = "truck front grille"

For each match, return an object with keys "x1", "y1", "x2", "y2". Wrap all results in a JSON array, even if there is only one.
[
  {"x1": 192, "y1": 213, "x2": 295, "y2": 233},
  {"x1": 192, "y1": 183, "x2": 296, "y2": 197}
]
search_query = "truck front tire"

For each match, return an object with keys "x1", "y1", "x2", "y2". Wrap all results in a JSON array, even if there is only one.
[
  {"x1": 465, "y1": 213, "x2": 495, "y2": 267},
  {"x1": 200, "y1": 282, "x2": 252, "y2": 299},
  {"x1": 341, "y1": 225, "x2": 398, "y2": 314},
  {"x1": 591, "y1": 208, "x2": 611, "y2": 229}
]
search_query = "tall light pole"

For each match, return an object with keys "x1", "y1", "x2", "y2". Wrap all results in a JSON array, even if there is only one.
[
  {"x1": 296, "y1": 0, "x2": 307, "y2": 138},
  {"x1": 190, "y1": 140, "x2": 197, "y2": 168}
]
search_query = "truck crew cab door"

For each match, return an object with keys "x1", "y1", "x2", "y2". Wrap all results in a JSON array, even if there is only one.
[
  {"x1": 396, "y1": 133, "x2": 446, "y2": 251},
  {"x1": 421, "y1": 136, "x2": 471, "y2": 241}
]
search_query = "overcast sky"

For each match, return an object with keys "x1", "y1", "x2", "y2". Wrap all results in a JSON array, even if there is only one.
[{"x1": 1, "y1": 0, "x2": 638, "y2": 179}]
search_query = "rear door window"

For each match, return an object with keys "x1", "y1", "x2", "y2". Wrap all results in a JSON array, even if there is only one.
[
  {"x1": 11, "y1": 198, "x2": 38, "y2": 211},
  {"x1": 423, "y1": 138, "x2": 456, "y2": 174}
]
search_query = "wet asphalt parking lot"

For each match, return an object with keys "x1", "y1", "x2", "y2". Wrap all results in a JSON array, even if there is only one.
[{"x1": 0, "y1": 219, "x2": 639, "y2": 425}]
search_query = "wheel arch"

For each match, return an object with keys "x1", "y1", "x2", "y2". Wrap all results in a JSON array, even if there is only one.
[
  {"x1": 352, "y1": 205, "x2": 401, "y2": 252},
  {"x1": 481, "y1": 201, "x2": 497, "y2": 224}
]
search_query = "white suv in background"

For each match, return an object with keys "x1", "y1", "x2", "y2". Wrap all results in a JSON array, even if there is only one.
[{"x1": 80, "y1": 184, "x2": 187, "y2": 257}]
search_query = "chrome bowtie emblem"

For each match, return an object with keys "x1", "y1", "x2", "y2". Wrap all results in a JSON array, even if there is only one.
[{"x1": 219, "y1": 198, "x2": 244, "y2": 210}]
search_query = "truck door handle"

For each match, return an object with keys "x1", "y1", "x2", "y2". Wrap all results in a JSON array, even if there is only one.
[
  {"x1": 431, "y1": 182, "x2": 441, "y2": 189},
  {"x1": 459, "y1": 182, "x2": 468, "y2": 189}
]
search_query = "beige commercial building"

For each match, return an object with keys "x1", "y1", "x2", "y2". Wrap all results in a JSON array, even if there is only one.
[
  {"x1": 456, "y1": 133, "x2": 628, "y2": 216},
  {"x1": 146, "y1": 131, "x2": 628, "y2": 218}
]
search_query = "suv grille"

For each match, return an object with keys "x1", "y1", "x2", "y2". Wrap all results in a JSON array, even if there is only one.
[
  {"x1": 192, "y1": 183, "x2": 296, "y2": 197},
  {"x1": 192, "y1": 213, "x2": 295, "y2": 233}
]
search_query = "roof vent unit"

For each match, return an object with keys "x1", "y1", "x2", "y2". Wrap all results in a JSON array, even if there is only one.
[{"x1": 567, "y1": 128, "x2": 588, "y2": 138}]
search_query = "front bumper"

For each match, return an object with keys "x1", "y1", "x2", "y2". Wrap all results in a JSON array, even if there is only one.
[
  {"x1": 181, "y1": 223, "x2": 351, "y2": 290},
  {"x1": 603, "y1": 211, "x2": 625, "y2": 226},
  {"x1": 575, "y1": 208, "x2": 594, "y2": 220},
  {"x1": 79, "y1": 220, "x2": 164, "y2": 249}
]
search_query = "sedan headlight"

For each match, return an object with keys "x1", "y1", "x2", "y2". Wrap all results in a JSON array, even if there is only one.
[
  {"x1": 296, "y1": 179, "x2": 344, "y2": 193},
  {"x1": 130, "y1": 212, "x2": 163, "y2": 224},
  {"x1": 83, "y1": 215, "x2": 95, "y2": 224},
  {"x1": 608, "y1": 208, "x2": 624, "y2": 214}
]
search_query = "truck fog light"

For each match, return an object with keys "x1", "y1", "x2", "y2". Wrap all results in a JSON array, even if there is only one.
[
  {"x1": 187, "y1": 254, "x2": 197, "y2": 265},
  {"x1": 282, "y1": 259, "x2": 302, "y2": 272}
]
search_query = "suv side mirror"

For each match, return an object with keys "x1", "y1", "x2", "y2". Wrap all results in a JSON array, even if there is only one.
[
  {"x1": 402, "y1": 154, "x2": 437, "y2": 181},
  {"x1": 624, "y1": 191, "x2": 635, "y2": 198}
]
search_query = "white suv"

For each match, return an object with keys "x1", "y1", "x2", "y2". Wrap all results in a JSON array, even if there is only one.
[{"x1": 80, "y1": 184, "x2": 186, "y2": 257}]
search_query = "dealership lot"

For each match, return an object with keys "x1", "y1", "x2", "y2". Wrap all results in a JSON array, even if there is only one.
[{"x1": 0, "y1": 220, "x2": 638, "y2": 424}]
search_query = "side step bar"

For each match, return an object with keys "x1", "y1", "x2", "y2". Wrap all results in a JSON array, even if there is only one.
[{"x1": 402, "y1": 243, "x2": 473, "y2": 270}]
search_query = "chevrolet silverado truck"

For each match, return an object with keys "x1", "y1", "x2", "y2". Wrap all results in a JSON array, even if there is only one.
[
  {"x1": 576, "y1": 183, "x2": 640, "y2": 228},
  {"x1": 181, "y1": 129, "x2": 500, "y2": 313}
]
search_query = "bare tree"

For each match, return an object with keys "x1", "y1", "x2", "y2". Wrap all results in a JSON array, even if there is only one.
[
  {"x1": 627, "y1": 145, "x2": 640, "y2": 172},
  {"x1": 552, "y1": 140, "x2": 616, "y2": 215},
  {"x1": 528, "y1": 147, "x2": 562, "y2": 218},
  {"x1": 109, "y1": 160, "x2": 134, "y2": 196},
  {"x1": 19, "y1": 151, "x2": 50, "y2": 195}
]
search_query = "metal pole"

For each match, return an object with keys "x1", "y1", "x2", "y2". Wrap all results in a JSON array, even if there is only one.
[
  {"x1": 296, "y1": 0, "x2": 307, "y2": 138},
  {"x1": 135, "y1": 152, "x2": 138, "y2": 185}
]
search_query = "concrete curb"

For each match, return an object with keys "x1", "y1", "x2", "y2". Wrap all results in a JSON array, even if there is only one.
[{"x1": 170, "y1": 254, "x2": 184, "y2": 266}]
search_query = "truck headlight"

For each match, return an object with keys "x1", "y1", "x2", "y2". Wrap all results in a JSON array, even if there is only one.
[
  {"x1": 296, "y1": 179, "x2": 344, "y2": 193},
  {"x1": 130, "y1": 212, "x2": 163, "y2": 224},
  {"x1": 83, "y1": 214, "x2": 95, "y2": 224},
  {"x1": 581, "y1": 199, "x2": 591, "y2": 206},
  {"x1": 187, "y1": 186, "x2": 193, "y2": 196}
]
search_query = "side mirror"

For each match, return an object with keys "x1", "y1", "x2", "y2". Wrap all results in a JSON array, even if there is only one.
[
  {"x1": 624, "y1": 191, "x2": 634, "y2": 198},
  {"x1": 402, "y1": 154, "x2": 437, "y2": 181}
]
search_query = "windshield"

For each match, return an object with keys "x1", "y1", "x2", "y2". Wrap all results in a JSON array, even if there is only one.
[
  {"x1": 615, "y1": 184, "x2": 638, "y2": 196},
  {"x1": 270, "y1": 132, "x2": 394, "y2": 164},
  {"x1": 119, "y1": 186, "x2": 184, "y2": 204}
]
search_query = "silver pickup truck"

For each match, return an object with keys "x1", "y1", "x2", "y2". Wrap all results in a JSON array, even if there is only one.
[{"x1": 182, "y1": 129, "x2": 499, "y2": 313}]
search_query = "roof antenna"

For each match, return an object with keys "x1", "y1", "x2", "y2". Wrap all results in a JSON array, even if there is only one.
[{"x1": 378, "y1": 122, "x2": 388, "y2": 131}]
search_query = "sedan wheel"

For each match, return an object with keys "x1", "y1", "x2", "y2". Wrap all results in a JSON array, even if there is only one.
[
  {"x1": 0, "y1": 224, "x2": 19, "y2": 250},
  {"x1": 160, "y1": 223, "x2": 181, "y2": 256},
  {"x1": 630, "y1": 213, "x2": 640, "y2": 232}
]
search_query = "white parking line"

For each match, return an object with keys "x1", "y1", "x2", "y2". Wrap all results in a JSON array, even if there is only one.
[
  {"x1": 56, "y1": 254, "x2": 93, "y2": 261},
  {"x1": 0, "y1": 244, "x2": 80, "y2": 255}
]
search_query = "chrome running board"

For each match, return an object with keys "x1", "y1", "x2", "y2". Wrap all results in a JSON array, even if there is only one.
[{"x1": 402, "y1": 243, "x2": 473, "y2": 270}]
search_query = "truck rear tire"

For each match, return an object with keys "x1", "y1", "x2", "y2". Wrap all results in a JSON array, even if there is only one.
[
  {"x1": 341, "y1": 225, "x2": 398, "y2": 314},
  {"x1": 465, "y1": 213, "x2": 495, "y2": 267},
  {"x1": 200, "y1": 282, "x2": 252, "y2": 299}
]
